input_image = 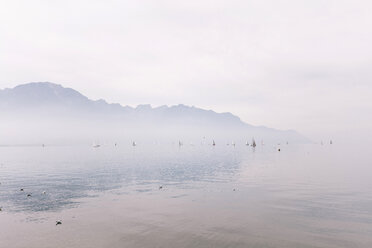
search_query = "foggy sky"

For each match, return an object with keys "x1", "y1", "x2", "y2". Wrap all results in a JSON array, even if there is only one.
[{"x1": 1, "y1": 0, "x2": 371, "y2": 140}]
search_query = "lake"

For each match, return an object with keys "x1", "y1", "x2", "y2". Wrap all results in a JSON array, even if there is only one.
[{"x1": 0, "y1": 142, "x2": 371, "y2": 247}]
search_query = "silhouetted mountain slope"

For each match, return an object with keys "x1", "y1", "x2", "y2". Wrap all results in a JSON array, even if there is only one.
[{"x1": 0, "y1": 82, "x2": 309, "y2": 143}]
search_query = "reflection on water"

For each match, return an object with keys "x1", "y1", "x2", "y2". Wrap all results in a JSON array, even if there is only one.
[
  {"x1": 0, "y1": 144, "x2": 242, "y2": 212},
  {"x1": 0, "y1": 143, "x2": 372, "y2": 247}
]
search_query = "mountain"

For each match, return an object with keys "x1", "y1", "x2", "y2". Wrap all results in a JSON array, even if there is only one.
[
  {"x1": 0, "y1": 82, "x2": 244, "y2": 125},
  {"x1": 0, "y1": 82, "x2": 309, "y2": 144},
  {"x1": 0, "y1": 82, "x2": 124, "y2": 114}
]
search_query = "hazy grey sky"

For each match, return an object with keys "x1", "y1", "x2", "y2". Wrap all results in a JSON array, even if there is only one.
[{"x1": 1, "y1": 0, "x2": 371, "y2": 139}]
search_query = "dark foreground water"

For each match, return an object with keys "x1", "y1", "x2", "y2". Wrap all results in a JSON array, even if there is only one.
[{"x1": 0, "y1": 142, "x2": 371, "y2": 248}]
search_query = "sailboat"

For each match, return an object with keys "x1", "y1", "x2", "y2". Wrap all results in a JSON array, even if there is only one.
[
  {"x1": 132, "y1": 141, "x2": 136, "y2": 146},
  {"x1": 92, "y1": 140, "x2": 101, "y2": 148},
  {"x1": 330, "y1": 140, "x2": 333, "y2": 145},
  {"x1": 245, "y1": 141, "x2": 249, "y2": 146},
  {"x1": 212, "y1": 140, "x2": 216, "y2": 146},
  {"x1": 252, "y1": 138, "x2": 256, "y2": 148},
  {"x1": 179, "y1": 140, "x2": 183, "y2": 146}
]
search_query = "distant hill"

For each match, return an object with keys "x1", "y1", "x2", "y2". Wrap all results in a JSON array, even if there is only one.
[{"x1": 0, "y1": 82, "x2": 309, "y2": 144}]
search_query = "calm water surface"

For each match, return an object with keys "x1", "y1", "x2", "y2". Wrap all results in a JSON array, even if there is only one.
[{"x1": 0, "y1": 143, "x2": 371, "y2": 247}]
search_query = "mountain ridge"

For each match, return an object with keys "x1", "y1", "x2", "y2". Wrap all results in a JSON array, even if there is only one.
[
  {"x1": 0, "y1": 82, "x2": 242, "y2": 118},
  {"x1": 0, "y1": 82, "x2": 309, "y2": 143},
  {"x1": 0, "y1": 82, "x2": 246, "y2": 126}
]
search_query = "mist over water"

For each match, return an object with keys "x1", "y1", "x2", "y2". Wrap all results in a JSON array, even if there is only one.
[
  {"x1": 1, "y1": 0, "x2": 371, "y2": 246},
  {"x1": 0, "y1": 142, "x2": 371, "y2": 247}
]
